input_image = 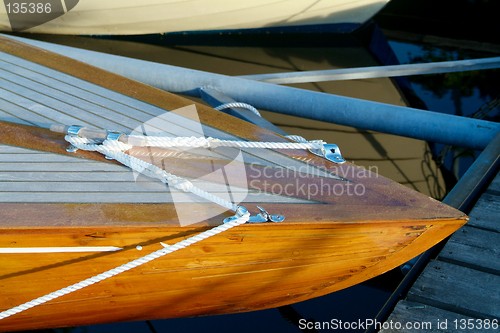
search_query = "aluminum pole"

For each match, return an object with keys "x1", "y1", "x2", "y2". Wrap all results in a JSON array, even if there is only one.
[
  {"x1": 239, "y1": 57, "x2": 500, "y2": 84},
  {"x1": 5, "y1": 34, "x2": 499, "y2": 150}
]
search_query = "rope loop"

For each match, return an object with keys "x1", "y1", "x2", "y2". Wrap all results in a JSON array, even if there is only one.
[{"x1": 214, "y1": 102, "x2": 261, "y2": 117}]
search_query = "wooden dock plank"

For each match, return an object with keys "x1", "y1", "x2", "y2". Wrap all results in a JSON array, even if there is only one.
[
  {"x1": 487, "y1": 175, "x2": 500, "y2": 192},
  {"x1": 467, "y1": 193, "x2": 500, "y2": 233},
  {"x1": 407, "y1": 260, "x2": 500, "y2": 320},
  {"x1": 381, "y1": 172, "x2": 500, "y2": 332},
  {"x1": 380, "y1": 300, "x2": 497, "y2": 333},
  {"x1": 439, "y1": 225, "x2": 500, "y2": 275}
]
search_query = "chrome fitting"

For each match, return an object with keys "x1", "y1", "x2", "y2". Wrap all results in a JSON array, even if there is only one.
[
  {"x1": 310, "y1": 143, "x2": 345, "y2": 164},
  {"x1": 66, "y1": 144, "x2": 79, "y2": 153},
  {"x1": 106, "y1": 131, "x2": 124, "y2": 141},
  {"x1": 247, "y1": 206, "x2": 285, "y2": 223},
  {"x1": 223, "y1": 206, "x2": 249, "y2": 223},
  {"x1": 67, "y1": 125, "x2": 83, "y2": 136},
  {"x1": 223, "y1": 206, "x2": 284, "y2": 224}
]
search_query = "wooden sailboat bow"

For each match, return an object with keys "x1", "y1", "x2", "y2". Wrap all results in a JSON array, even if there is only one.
[{"x1": 0, "y1": 35, "x2": 468, "y2": 331}]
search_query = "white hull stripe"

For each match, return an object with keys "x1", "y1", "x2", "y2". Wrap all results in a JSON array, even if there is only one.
[{"x1": 0, "y1": 246, "x2": 122, "y2": 253}]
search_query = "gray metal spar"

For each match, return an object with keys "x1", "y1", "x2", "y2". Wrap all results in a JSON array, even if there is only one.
[
  {"x1": 239, "y1": 57, "x2": 500, "y2": 84},
  {"x1": 5, "y1": 34, "x2": 499, "y2": 151}
]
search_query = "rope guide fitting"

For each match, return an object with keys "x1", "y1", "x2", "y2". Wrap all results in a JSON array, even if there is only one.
[
  {"x1": 223, "y1": 206, "x2": 285, "y2": 223},
  {"x1": 61, "y1": 124, "x2": 347, "y2": 223},
  {"x1": 310, "y1": 143, "x2": 345, "y2": 163},
  {"x1": 63, "y1": 125, "x2": 287, "y2": 223},
  {"x1": 65, "y1": 125, "x2": 83, "y2": 152}
]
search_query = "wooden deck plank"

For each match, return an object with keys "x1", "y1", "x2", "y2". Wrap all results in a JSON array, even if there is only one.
[
  {"x1": 0, "y1": 50, "x2": 172, "y2": 115},
  {"x1": 439, "y1": 225, "x2": 500, "y2": 275},
  {"x1": 0, "y1": 162, "x2": 128, "y2": 172},
  {"x1": 0, "y1": 154, "x2": 101, "y2": 162},
  {"x1": 0, "y1": 181, "x2": 169, "y2": 192},
  {"x1": 407, "y1": 260, "x2": 500, "y2": 320},
  {"x1": 0, "y1": 58, "x2": 163, "y2": 123},
  {"x1": 0, "y1": 145, "x2": 49, "y2": 153},
  {"x1": 0, "y1": 69, "x2": 143, "y2": 132},
  {"x1": 1, "y1": 52, "x2": 210, "y2": 137},
  {"x1": 0, "y1": 79, "x2": 95, "y2": 128},
  {"x1": 0, "y1": 171, "x2": 134, "y2": 182},
  {"x1": 0, "y1": 85, "x2": 79, "y2": 127},
  {"x1": 0, "y1": 170, "x2": 252, "y2": 190},
  {"x1": 1, "y1": 51, "x2": 244, "y2": 141},
  {"x1": 0, "y1": 191, "x2": 305, "y2": 204},
  {"x1": 0, "y1": 105, "x2": 36, "y2": 127},
  {"x1": 0, "y1": 51, "x2": 343, "y2": 182},
  {"x1": 0, "y1": 147, "x2": 307, "y2": 204},
  {"x1": 0, "y1": 55, "x2": 316, "y2": 176},
  {"x1": 380, "y1": 300, "x2": 497, "y2": 333},
  {"x1": 0, "y1": 77, "x2": 134, "y2": 132},
  {"x1": 0, "y1": 180, "x2": 251, "y2": 193}
]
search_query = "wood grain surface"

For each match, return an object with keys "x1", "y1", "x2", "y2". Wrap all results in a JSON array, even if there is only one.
[{"x1": 0, "y1": 36, "x2": 467, "y2": 331}]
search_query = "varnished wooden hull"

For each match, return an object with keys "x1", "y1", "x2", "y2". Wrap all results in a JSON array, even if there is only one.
[
  {"x1": 0, "y1": 35, "x2": 467, "y2": 331},
  {"x1": 0, "y1": 214, "x2": 465, "y2": 331}
]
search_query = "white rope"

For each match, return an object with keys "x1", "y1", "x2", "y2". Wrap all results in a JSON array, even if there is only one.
[
  {"x1": 0, "y1": 133, "x2": 252, "y2": 320},
  {"x1": 0, "y1": 128, "x2": 326, "y2": 319},
  {"x1": 0, "y1": 211, "x2": 249, "y2": 320},
  {"x1": 215, "y1": 102, "x2": 261, "y2": 117},
  {"x1": 128, "y1": 135, "x2": 324, "y2": 150},
  {"x1": 66, "y1": 136, "x2": 237, "y2": 211},
  {"x1": 284, "y1": 135, "x2": 308, "y2": 143}
]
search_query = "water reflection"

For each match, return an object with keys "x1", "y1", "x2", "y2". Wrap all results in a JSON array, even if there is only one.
[{"x1": 389, "y1": 41, "x2": 500, "y2": 181}]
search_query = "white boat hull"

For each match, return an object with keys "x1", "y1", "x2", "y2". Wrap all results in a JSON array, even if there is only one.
[{"x1": 0, "y1": 0, "x2": 389, "y2": 35}]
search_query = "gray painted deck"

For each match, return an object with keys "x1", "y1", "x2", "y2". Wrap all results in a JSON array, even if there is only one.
[
  {"x1": 0, "y1": 50, "x2": 319, "y2": 205},
  {"x1": 380, "y1": 172, "x2": 500, "y2": 332}
]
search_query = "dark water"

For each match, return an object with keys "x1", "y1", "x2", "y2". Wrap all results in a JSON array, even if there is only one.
[
  {"x1": 388, "y1": 40, "x2": 500, "y2": 181},
  {"x1": 12, "y1": 5, "x2": 499, "y2": 333}
]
